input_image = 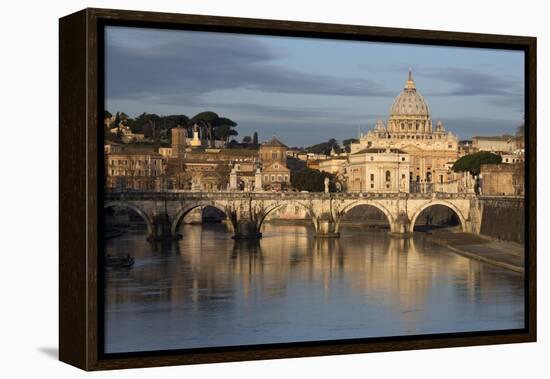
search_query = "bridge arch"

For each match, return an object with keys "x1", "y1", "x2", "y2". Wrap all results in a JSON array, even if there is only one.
[
  {"x1": 335, "y1": 200, "x2": 395, "y2": 233},
  {"x1": 104, "y1": 201, "x2": 153, "y2": 237},
  {"x1": 171, "y1": 202, "x2": 233, "y2": 236},
  {"x1": 410, "y1": 200, "x2": 467, "y2": 232},
  {"x1": 257, "y1": 201, "x2": 316, "y2": 232}
]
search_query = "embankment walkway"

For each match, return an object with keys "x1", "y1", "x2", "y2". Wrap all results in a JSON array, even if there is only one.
[{"x1": 424, "y1": 229, "x2": 524, "y2": 274}]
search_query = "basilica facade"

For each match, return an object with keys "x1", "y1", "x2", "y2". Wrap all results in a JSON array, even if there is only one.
[{"x1": 350, "y1": 70, "x2": 459, "y2": 191}]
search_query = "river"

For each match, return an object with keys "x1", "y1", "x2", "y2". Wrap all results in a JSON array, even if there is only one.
[{"x1": 104, "y1": 222, "x2": 524, "y2": 354}]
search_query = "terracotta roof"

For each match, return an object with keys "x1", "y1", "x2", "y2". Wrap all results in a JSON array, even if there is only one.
[{"x1": 262, "y1": 137, "x2": 288, "y2": 148}]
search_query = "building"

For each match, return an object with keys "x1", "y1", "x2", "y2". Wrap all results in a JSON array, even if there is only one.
[
  {"x1": 480, "y1": 163, "x2": 524, "y2": 196},
  {"x1": 158, "y1": 147, "x2": 172, "y2": 158},
  {"x1": 259, "y1": 138, "x2": 291, "y2": 191},
  {"x1": 171, "y1": 126, "x2": 187, "y2": 158},
  {"x1": 165, "y1": 148, "x2": 260, "y2": 191},
  {"x1": 319, "y1": 156, "x2": 347, "y2": 175},
  {"x1": 350, "y1": 70, "x2": 459, "y2": 192},
  {"x1": 106, "y1": 150, "x2": 165, "y2": 191},
  {"x1": 347, "y1": 148, "x2": 410, "y2": 193},
  {"x1": 104, "y1": 143, "x2": 123, "y2": 154},
  {"x1": 472, "y1": 135, "x2": 517, "y2": 153},
  {"x1": 500, "y1": 151, "x2": 525, "y2": 164},
  {"x1": 230, "y1": 161, "x2": 259, "y2": 191}
]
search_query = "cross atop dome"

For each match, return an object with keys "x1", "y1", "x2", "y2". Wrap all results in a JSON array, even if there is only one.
[{"x1": 405, "y1": 67, "x2": 416, "y2": 90}]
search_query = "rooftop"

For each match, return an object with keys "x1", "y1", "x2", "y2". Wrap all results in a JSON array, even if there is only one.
[
  {"x1": 261, "y1": 137, "x2": 288, "y2": 148},
  {"x1": 352, "y1": 148, "x2": 408, "y2": 155}
]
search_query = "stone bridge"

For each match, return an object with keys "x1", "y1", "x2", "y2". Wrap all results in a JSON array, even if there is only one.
[{"x1": 104, "y1": 191, "x2": 482, "y2": 240}]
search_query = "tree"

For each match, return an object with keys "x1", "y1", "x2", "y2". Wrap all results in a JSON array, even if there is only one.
[
  {"x1": 113, "y1": 112, "x2": 121, "y2": 128},
  {"x1": 242, "y1": 135, "x2": 252, "y2": 144},
  {"x1": 306, "y1": 138, "x2": 342, "y2": 155},
  {"x1": 190, "y1": 112, "x2": 238, "y2": 147},
  {"x1": 190, "y1": 111, "x2": 219, "y2": 148},
  {"x1": 252, "y1": 131, "x2": 258, "y2": 146},
  {"x1": 213, "y1": 120, "x2": 238, "y2": 143},
  {"x1": 131, "y1": 112, "x2": 159, "y2": 134},
  {"x1": 452, "y1": 151, "x2": 502, "y2": 175},
  {"x1": 291, "y1": 167, "x2": 336, "y2": 192}
]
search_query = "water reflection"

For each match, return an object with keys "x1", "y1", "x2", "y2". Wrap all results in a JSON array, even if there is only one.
[{"x1": 104, "y1": 222, "x2": 524, "y2": 353}]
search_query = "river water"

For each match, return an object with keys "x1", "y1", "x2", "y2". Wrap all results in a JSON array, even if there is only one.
[{"x1": 104, "y1": 222, "x2": 524, "y2": 354}]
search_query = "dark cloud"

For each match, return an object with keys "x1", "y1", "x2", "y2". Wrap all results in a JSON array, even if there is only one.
[
  {"x1": 205, "y1": 102, "x2": 385, "y2": 146},
  {"x1": 105, "y1": 30, "x2": 391, "y2": 104},
  {"x1": 420, "y1": 67, "x2": 523, "y2": 97},
  {"x1": 440, "y1": 117, "x2": 521, "y2": 140}
]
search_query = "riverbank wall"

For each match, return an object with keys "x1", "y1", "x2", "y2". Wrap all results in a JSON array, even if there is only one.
[{"x1": 476, "y1": 196, "x2": 524, "y2": 244}]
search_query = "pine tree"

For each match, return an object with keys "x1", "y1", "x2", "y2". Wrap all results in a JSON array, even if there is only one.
[{"x1": 252, "y1": 131, "x2": 258, "y2": 146}]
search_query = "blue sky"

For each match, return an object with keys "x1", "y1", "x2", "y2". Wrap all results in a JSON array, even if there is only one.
[{"x1": 105, "y1": 26, "x2": 524, "y2": 146}]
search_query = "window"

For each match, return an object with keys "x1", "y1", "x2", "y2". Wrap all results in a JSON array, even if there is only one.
[
  {"x1": 401, "y1": 157, "x2": 405, "y2": 161},
  {"x1": 370, "y1": 174, "x2": 374, "y2": 181},
  {"x1": 371, "y1": 183, "x2": 374, "y2": 189},
  {"x1": 277, "y1": 175, "x2": 282, "y2": 181},
  {"x1": 271, "y1": 175, "x2": 275, "y2": 181},
  {"x1": 427, "y1": 172, "x2": 432, "y2": 182},
  {"x1": 370, "y1": 156, "x2": 374, "y2": 161},
  {"x1": 385, "y1": 171, "x2": 391, "y2": 182},
  {"x1": 402, "y1": 174, "x2": 406, "y2": 179},
  {"x1": 284, "y1": 175, "x2": 288, "y2": 181}
]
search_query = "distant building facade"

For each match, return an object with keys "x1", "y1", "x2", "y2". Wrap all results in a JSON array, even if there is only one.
[
  {"x1": 480, "y1": 163, "x2": 524, "y2": 196},
  {"x1": 171, "y1": 126, "x2": 187, "y2": 158},
  {"x1": 347, "y1": 148, "x2": 410, "y2": 193},
  {"x1": 259, "y1": 138, "x2": 291, "y2": 191},
  {"x1": 472, "y1": 136, "x2": 517, "y2": 153},
  {"x1": 350, "y1": 70, "x2": 459, "y2": 192},
  {"x1": 106, "y1": 151, "x2": 165, "y2": 191}
]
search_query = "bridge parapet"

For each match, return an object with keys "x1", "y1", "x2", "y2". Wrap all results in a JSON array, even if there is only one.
[
  {"x1": 104, "y1": 190, "x2": 477, "y2": 202},
  {"x1": 103, "y1": 190, "x2": 487, "y2": 240}
]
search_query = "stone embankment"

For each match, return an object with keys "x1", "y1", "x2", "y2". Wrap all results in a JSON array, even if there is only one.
[{"x1": 425, "y1": 229, "x2": 524, "y2": 274}]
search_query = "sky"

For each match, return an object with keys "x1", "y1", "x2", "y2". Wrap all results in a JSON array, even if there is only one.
[{"x1": 105, "y1": 26, "x2": 525, "y2": 147}]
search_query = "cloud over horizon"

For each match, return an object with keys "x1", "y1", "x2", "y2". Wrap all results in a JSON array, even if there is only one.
[{"x1": 105, "y1": 26, "x2": 524, "y2": 145}]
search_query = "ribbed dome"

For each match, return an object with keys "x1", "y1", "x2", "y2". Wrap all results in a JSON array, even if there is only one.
[{"x1": 390, "y1": 70, "x2": 429, "y2": 118}]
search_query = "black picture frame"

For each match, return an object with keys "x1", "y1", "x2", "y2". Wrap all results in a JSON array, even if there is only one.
[{"x1": 59, "y1": 7, "x2": 536, "y2": 371}]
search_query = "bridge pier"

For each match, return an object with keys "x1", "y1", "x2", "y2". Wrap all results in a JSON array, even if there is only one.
[
  {"x1": 389, "y1": 212, "x2": 412, "y2": 237},
  {"x1": 232, "y1": 221, "x2": 262, "y2": 240},
  {"x1": 147, "y1": 213, "x2": 173, "y2": 241},
  {"x1": 314, "y1": 216, "x2": 340, "y2": 238}
]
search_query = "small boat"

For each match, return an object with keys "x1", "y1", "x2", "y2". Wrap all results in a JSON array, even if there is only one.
[{"x1": 105, "y1": 254, "x2": 135, "y2": 269}]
